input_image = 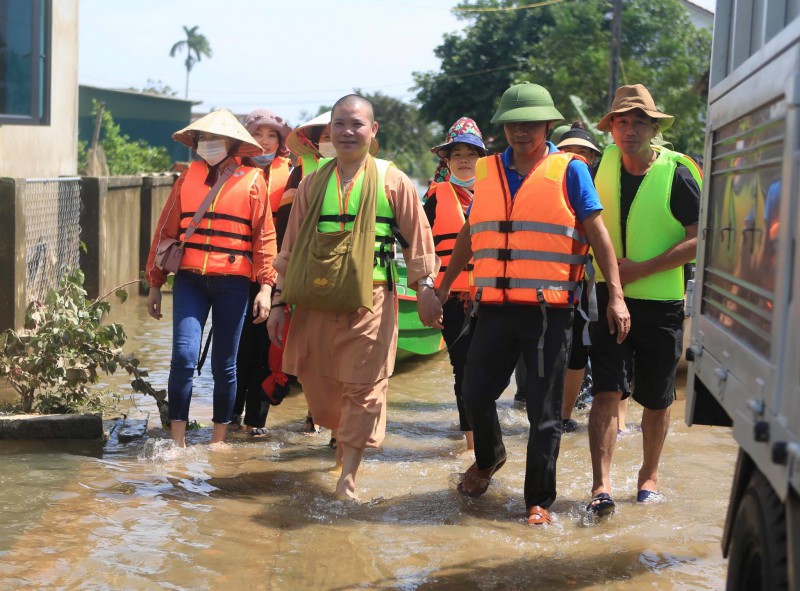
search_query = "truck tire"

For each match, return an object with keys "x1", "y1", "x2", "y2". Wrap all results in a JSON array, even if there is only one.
[{"x1": 726, "y1": 470, "x2": 788, "y2": 591}]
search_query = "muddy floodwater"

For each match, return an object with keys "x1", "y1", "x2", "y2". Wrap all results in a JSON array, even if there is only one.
[{"x1": 0, "y1": 294, "x2": 736, "y2": 590}]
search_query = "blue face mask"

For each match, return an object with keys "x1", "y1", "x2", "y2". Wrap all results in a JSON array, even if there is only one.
[
  {"x1": 450, "y1": 174, "x2": 475, "y2": 188},
  {"x1": 252, "y1": 152, "x2": 276, "y2": 166}
]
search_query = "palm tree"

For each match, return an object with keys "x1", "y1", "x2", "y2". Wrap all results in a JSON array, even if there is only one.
[{"x1": 169, "y1": 26, "x2": 212, "y2": 98}]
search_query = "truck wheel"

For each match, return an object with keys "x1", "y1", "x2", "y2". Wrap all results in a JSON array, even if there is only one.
[{"x1": 726, "y1": 471, "x2": 788, "y2": 591}]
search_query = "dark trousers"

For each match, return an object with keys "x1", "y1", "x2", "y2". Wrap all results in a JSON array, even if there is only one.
[
  {"x1": 463, "y1": 304, "x2": 573, "y2": 509},
  {"x1": 441, "y1": 295, "x2": 474, "y2": 431},
  {"x1": 233, "y1": 282, "x2": 271, "y2": 428}
]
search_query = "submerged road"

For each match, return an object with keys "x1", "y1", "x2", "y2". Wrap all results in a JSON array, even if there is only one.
[{"x1": 0, "y1": 294, "x2": 736, "y2": 590}]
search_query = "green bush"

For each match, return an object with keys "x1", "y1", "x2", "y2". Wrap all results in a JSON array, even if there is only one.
[
  {"x1": 81, "y1": 100, "x2": 172, "y2": 175},
  {"x1": 0, "y1": 269, "x2": 169, "y2": 424}
]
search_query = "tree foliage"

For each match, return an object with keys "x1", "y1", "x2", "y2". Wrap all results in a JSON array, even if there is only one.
[
  {"x1": 414, "y1": 0, "x2": 711, "y2": 156},
  {"x1": 0, "y1": 269, "x2": 169, "y2": 425},
  {"x1": 80, "y1": 100, "x2": 172, "y2": 175},
  {"x1": 170, "y1": 25, "x2": 212, "y2": 98},
  {"x1": 136, "y1": 79, "x2": 180, "y2": 97}
]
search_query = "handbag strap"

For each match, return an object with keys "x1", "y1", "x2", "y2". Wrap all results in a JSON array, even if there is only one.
[{"x1": 182, "y1": 160, "x2": 239, "y2": 243}]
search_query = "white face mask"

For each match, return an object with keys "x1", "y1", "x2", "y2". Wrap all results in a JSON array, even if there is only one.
[
  {"x1": 196, "y1": 139, "x2": 228, "y2": 165},
  {"x1": 318, "y1": 141, "x2": 337, "y2": 158}
]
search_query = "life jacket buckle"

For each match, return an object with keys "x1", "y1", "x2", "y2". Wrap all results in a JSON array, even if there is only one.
[{"x1": 498, "y1": 220, "x2": 514, "y2": 233}]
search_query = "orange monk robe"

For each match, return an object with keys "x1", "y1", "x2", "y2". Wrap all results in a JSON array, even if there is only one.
[{"x1": 274, "y1": 165, "x2": 439, "y2": 448}]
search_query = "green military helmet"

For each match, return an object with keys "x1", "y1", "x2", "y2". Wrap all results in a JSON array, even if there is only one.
[
  {"x1": 491, "y1": 82, "x2": 564, "y2": 124},
  {"x1": 549, "y1": 124, "x2": 571, "y2": 145}
]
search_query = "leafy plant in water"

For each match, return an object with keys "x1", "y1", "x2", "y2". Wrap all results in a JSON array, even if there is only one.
[{"x1": 0, "y1": 268, "x2": 170, "y2": 426}]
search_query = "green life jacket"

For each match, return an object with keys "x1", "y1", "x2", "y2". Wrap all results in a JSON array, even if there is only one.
[
  {"x1": 594, "y1": 144, "x2": 702, "y2": 300},
  {"x1": 317, "y1": 158, "x2": 397, "y2": 285},
  {"x1": 298, "y1": 154, "x2": 332, "y2": 179}
]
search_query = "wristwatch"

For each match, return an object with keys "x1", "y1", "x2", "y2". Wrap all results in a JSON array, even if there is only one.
[{"x1": 418, "y1": 277, "x2": 435, "y2": 289}]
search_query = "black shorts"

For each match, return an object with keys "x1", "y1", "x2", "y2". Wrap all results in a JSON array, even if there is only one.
[{"x1": 589, "y1": 283, "x2": 684, "y2": 410}]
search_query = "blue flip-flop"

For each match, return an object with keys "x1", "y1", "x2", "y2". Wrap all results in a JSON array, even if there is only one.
[
  {"x1": 637, "y1": 490, "x2": 665, "y2": 503},
  {"x1": 587, "y1": 492, "x2": 616, "y2": 516}
]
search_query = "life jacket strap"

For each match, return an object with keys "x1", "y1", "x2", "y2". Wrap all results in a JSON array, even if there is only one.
[
  {"x1": 181, "y1": 211, "x2": 251, "y2": 226},
  {"x1": 180, "y1": 228, "x2": 252, "y2": 242},
  {"x1": 536, "y1": 289, "x2": 547, "y2": 378},
  {"x1": 473, "y1": 248, "x2": 589, "y2": 265},
  {"x1": 472, "y1": 277, "x2": 580, "y2": 291}
]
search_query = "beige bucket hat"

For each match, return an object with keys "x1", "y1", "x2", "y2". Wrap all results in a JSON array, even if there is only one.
[
  {"x1": 286, "y1": 111, "x2": 379, "y2": 158},
  {"x1": 596, "y1": 84, "x2": 674, "y2": 133},
  {"x1": 172, "y1": 109, "x2": 263, "y2": 157}
]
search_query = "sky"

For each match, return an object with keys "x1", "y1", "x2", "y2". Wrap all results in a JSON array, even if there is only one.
[{"x1": 78, "y1": 0, "x2": 716, "y2": 126}]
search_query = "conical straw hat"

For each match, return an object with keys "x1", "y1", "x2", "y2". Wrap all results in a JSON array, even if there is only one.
[
  {"x1": 173, "y1": 109, "x2": 263, "y2": 157},
  {"x1": 286, "y1": 111, "x2": 379, "y2": 158}
]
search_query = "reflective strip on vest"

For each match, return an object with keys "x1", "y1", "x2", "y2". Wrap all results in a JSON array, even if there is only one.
[
  {"x1": 468, "y1": 152, "x2": 589, "y2": 305},
  {"x1": 594, "y1": 144, "x2": 700, "y2": 300},
  {"x1": 178, "y1": 160, "x2": 260, "y2": 277},
  {"x1": 431, "y1": 181, "x2": 472, "y2": 291},
  {"x1": 470, "y1": 220, "x2": 588, "y2": 244},
  {"x1": 317, "y1": 158, "x2": 396, "y2": 284}
]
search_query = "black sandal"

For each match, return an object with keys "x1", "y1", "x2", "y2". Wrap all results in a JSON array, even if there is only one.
[{"x1": 302, "y1": 414, "x2": 319, "y2": 434}]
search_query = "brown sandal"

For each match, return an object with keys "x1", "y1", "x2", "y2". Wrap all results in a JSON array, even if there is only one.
[
  {"x1": 457, "y1": 454, "x2": 507, "y2": 497},
  {"x1": 527, "y1": 505, "x2": 553, "y2": 525}
]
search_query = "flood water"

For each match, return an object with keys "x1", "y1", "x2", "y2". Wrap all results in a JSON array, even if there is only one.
[{"x1": 0, "y1": 294, "x2": 737, "y2": 590}]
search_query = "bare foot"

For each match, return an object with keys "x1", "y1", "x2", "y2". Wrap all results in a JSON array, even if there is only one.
[
  {"x1": 209, "y1": 441, "x2": 232, "y2": 452},
  {"x1": 335, "y1": 473, "x2": 358, "y2": 500}
]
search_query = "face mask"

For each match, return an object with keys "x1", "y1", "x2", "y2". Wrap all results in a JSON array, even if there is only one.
[
  {"x1": 252, "y1": 152, "x2": 276, "y2": 166},
  {"x1": 449, "y1": 174, "x2": 475, "y2": 188},
  {"x1": 196, "y1": 140, "x2": 228, "y2": 166},
  {"x1": 318, "y1": 141, "x2": 337, "y2": 158}
]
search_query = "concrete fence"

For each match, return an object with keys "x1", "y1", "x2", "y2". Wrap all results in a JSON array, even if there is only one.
[{"x1": 0, "y1": 174, "x2": 177, "y2": 331}]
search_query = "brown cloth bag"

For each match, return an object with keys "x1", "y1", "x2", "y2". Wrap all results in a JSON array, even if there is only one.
[
  {"x1": 283, "y1": 157, "x2": 378, "y2": 312},
  {"x1": 154, "y1": 162, "x2": 237, "y2": 274}
]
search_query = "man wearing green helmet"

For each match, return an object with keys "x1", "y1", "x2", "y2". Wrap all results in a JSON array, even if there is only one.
[{"x1": 437, "y1": 82, "x2": 629, "y2": 525}]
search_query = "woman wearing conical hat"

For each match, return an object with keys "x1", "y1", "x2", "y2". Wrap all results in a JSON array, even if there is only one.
[{"x1": 144, "y1": 108, "x2": 278, "y2": 448}]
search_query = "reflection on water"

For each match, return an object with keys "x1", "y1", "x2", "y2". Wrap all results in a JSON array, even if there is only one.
[{"x1": 0, "y1": 294, "x2": 736, "y2": 590}]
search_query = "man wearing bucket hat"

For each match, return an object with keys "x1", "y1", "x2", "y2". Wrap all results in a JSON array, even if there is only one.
[
  {"x1": 587, "y1": 84, "x2": 701, "y2": 516},
  {"x1": 145, "y1": 108, "x2": 278, "y2": 448},
  {"x1": 268, "y1": 94, "x2": 441, "y2": 500},
  {"x1": 423, "y1": 116, "x2": 487, "y2": 452},
  {"x1": 437, "y1": 83, "x2": 629, "y2": 525}
]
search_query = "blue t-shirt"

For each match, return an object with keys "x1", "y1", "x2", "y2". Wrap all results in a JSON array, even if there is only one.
[{"x1": 498, "y1": 143, "x2": 602, "y2": 222}]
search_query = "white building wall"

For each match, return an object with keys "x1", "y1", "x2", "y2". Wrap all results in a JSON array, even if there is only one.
[{"x1": 0, "y1": 0, "x2": 79, "y2": 178}]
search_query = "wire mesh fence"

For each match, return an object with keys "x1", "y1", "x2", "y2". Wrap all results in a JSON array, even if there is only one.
[{"x1": 22, "y1": 178, "x2": 82, "y2": 304}]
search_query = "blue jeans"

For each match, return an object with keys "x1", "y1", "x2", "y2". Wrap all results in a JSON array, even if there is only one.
[{"x1": 168, "y1": 271, "x2": 249, "y2": 423}]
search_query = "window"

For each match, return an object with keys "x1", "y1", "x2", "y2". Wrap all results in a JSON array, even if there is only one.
[{"x1": 0, "y1": 0, "x2": 50, "y2": 125}]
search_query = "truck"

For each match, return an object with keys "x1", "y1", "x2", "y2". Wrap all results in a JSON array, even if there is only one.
[{"x1": 686, "y1": 2, "x2": 800, "y2": 590}]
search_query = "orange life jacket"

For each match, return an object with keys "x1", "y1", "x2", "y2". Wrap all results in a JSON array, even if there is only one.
[
  {"x1": 469, "y1": 152, "x2": 589, "y2": 306},
  {"x1": 178, "y1": 160, "x2": 262, "y2": 277},
  {"x1": 266, "y1": 156, "x2": 291, "y2": 215},
  {"x1": 430, "y1": 181, "x2": 472, "y2": 292}
]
